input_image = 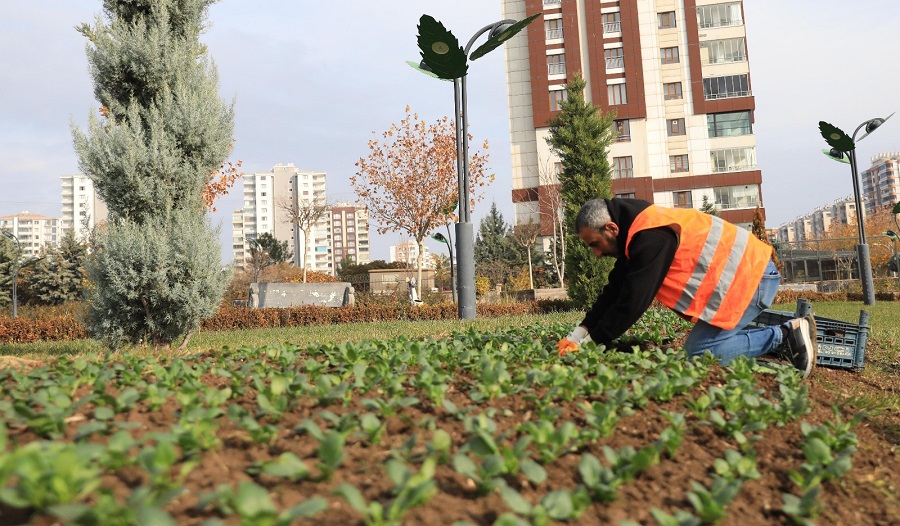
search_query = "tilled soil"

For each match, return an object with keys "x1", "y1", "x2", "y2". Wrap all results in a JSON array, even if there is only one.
[{"x1": 1, "y1": 348, "x2": 898, "y2": 526}]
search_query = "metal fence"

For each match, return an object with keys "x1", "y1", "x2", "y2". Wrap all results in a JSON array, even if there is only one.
[{"x1": 775, "y1": 235, "x2": 899, "y2": 283}]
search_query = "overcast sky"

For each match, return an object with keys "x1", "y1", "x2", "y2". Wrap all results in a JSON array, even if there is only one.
[{"x1": 2, "y1": 1, "x2": 899, "y2": 263}]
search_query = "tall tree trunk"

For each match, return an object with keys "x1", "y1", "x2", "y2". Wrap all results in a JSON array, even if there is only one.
[
  {"x1": 302, "y1": 227, "x2": 311, "y2": 283},
  {"x1": 527, "y1": 250, "x2": 534, "y2": 290}
]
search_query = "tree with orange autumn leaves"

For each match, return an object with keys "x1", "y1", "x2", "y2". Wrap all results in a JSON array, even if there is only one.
[
  {"x1": 819, "y1": 205, "x2": 899, "y2": 275},
  {"x1": 202, "y1": 140, "x2": 243, "y2": 212},
  {"x1": 352, "y1": 106, "x2": 493, "y2": 298}
]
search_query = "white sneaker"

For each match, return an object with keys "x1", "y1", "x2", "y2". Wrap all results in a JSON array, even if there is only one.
[{"x1": 784, "y1": 315, "x2": 818, "y2": 378}]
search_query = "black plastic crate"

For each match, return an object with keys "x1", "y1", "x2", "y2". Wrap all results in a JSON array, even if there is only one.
[{"x1": 750, "y1": 299, "x2": 869, "y2": 371}]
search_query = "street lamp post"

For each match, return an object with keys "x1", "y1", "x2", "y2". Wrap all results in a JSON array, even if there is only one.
[
  {"x1": 819, "y1": 113, "x2": 894, "y2": 305},
  {"x1": 431, "y1": 230, "x2": 456, "y2": 303},
  {"x1": 413, "y1": 13, "x2": 539, "y2": 319},
  {"x1": 1, "y1": 231, "x2": 20, "y2": 318}
]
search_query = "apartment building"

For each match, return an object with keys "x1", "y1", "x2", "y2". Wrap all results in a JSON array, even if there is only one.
[
  {"x1": 861, "y1": 152, "x2": 900, "y2": 217},
  {"x1": 389, "y1": 240, "x2": 432, "y2": 268},
  {"x1": 0, "y1": 212, "x2": 60, "y2": 258},
  {"x1": 502, "y1": 0, "x2": 762, "y2": 237},
  {"x1": 60, "y1": 174, "x2": 108, "y2": 241},
  {"x1": 232, "y1": 164, "x2": 332, "y2": 273},
  {"x1": 775, "y1": 197, "x2": 860, "y2": 243},
  {"x1": 329, "y1": 202, "x2": 370, "y2": 273}
]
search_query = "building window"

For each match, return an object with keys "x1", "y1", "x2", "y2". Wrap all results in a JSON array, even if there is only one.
[
  {"x1": 697, "y1": 2, "x2": 743, "y2": 29},
  {"x1": 703, "y1": 74, "x2": 750, "y2": 100},
  {"x1": 708, "y1": 111, "x2": 752, "y2": 137},
  {"x1": 616, "y1": 192, "x2": 636, "y2": 199},
  {"x1": 260, "y1": 192, "x2": 266, "y2": 197},
  {"x1": 667, "y1": 118, "x2": 686, "y2": 136},
  {"x1": 554, "y1": 162, "x2": 563, "y2": 175},
  {"x1": 670, "y1": 154, "x2": 690, "y2": 173},
  {"x1": 673, "y1": 191, "x2": 693, "y2": 209},
  {"x1": 547, "y1": 54, "x2": 566, "y2": 76},
  {"x1": 661, "y1": 46, "x2": 680, "y2": 65},
  {"x1": 549, "y1": 89, "x2": 568, "y2": 111},
  {"x1": 605, "y1": 47, "x2": 624, "y2": 69},
  {"x1": 614, "y1": 119, "x2": 631, "y2": 142},
  {"x1": 608, "y1": 83, "x2": 627, "y2": 105},
  {"x1": 602, "y1": 12, "x2": 621, "y2": 34},
  {"x1": 613, "y1": 157, "x2": 633, "y2": 179},
  {"x1": 658, "y1": 11, "x2": 676, "y2": 29},
  {"x1": 710, "y1": 147, "x2": 757, "y2": 173},
  {"x1": 700, "y1": 38, "x2": 746, "y2": 65},
  {"x1": 663, "y1": 82, "x2": 683, "y2": 100},
  {"x1": 545, "y1": 18, "x2": 563, "y2": 40},
  {"x1": 714, "y1": 185, "x2": 760, "y2": 210}
]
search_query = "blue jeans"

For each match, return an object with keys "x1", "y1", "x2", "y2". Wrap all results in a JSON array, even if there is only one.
[{"x1": 684, "y1": 260, "x2": 783, "y2": 365}]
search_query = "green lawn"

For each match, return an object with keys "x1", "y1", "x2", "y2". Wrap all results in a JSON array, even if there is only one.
[{"x1": 2, "y1": 301, "x2": 896, "y2": 371}]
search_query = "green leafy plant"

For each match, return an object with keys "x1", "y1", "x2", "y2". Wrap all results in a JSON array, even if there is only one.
[
  {"x1": 203, "y1": 480, "x2": 327, "y2": 525},
  {"x1": 498, "y1": 485, "x2": 590, "y2": 525}
]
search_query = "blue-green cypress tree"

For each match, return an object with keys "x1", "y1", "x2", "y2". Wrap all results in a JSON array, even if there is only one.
[
  {"x1": 72, "y1": 0, "x2": 233, "y2": 347},
  {"x1": 545, "y1": 73, "x2": 616, "y2": 306}
]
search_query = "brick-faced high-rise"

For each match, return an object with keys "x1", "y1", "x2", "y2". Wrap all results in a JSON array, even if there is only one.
[{"x1": 502, "y1": 0, "x2": 763, "y2": 233}]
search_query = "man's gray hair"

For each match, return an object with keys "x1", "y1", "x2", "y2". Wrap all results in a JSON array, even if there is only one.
[{"x1": 575, "y1": 199, "x2": 611, "y2": 232}]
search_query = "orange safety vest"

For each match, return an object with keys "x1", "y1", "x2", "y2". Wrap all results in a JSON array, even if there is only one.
[{"x1": 625, "y1": 205, "x2": 772, "y2": 330}]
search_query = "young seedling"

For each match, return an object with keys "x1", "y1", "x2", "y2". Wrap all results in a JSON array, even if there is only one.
[{"x1": 499, "y1": 485, "x2": 591, "y2": 526}]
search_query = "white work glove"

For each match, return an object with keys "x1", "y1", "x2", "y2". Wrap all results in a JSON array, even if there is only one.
[{"x1": 557, "y1": 326, "x2": 589, "y2": 356}]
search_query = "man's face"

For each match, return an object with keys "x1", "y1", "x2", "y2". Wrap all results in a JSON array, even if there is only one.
[{"x1": 578, "y1": 223, "x2": 619, "y2": 259}]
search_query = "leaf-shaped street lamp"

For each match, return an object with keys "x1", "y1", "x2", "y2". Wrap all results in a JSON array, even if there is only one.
[
  {"x1": 818, "y1": 112, "x2": 894, "y2": 305},
  {"x1": 821, "y1": 148, "x2": 850, "y2": 164},
  {"x1": 411, "y1": 12, "x2": 539, "y2": 320},
  {"x1": 818, "y1": 121, "x2": 854, "y2": 153},
  {"x1": 469, "y1": 13, "x2": 540, "y2": 61},
  {"x1": 417, "y1": 15, "x2": 468, "y2": 80}
]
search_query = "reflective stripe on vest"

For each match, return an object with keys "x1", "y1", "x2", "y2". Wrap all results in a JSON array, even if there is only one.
[{"x1": 625, "y1": 205, "x2": 771, "y2": 330}]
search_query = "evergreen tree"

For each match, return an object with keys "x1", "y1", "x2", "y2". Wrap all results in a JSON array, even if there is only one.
[
  {"x1": 546, "y1": 73, "x2": 616, "y2": 306},
  {"x1": 700, "y1": 195, "x2": 719, "y2": 216},
  {"x1": 0, "y1": 234, "x2": 16, "y2": 308},
  {"x1": 474, "y1": 202, "x2": 520, "y2": 265},
  {"x1": 27, "y1": 231, "x2": 88, "y2": 305},
  {"x1": 246, "y1": 232, "x2": 290, "y2": 282},
  {"x1": 72, "y1": 0, "x2": 233, "y2": 347},
  {"x1": 474, "y1": 202, "x2": 521, "y2": 289}
]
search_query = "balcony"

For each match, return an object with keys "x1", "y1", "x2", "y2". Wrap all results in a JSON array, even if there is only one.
[
  {"x1": 704, "y1": 90, "x2": 751, "y2": 101},
  {"x1": 712, "y1": 163, "x2": 757, "y2": 174}
]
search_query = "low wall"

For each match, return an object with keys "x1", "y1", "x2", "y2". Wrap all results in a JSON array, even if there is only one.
[{"x1": 249, "y1": 282, "x2": 355, "y2": 308}]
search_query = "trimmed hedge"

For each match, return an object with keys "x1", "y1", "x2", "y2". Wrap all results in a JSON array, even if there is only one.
[
  {"x1": 3, "y1": 291, "x2": 895, "y2": 344},
  {"x1": 0, "y1": 300, "x2": 574, "y2": 344}
]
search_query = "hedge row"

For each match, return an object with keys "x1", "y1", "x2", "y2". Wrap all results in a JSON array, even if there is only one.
[
  {"x1": 3, "y1": 291, "x2": 893, "y2": 344},
  {"x1": 0, "y1": 300, "x2": 573, "y2": 344},
  {"x1": 0, "y1": 314, "x2": 90, "y2": 344}
]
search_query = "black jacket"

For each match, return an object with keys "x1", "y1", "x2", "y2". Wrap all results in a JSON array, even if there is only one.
[{"x1": 580, "y1": 198, "x2": 679, "y2": 345}]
